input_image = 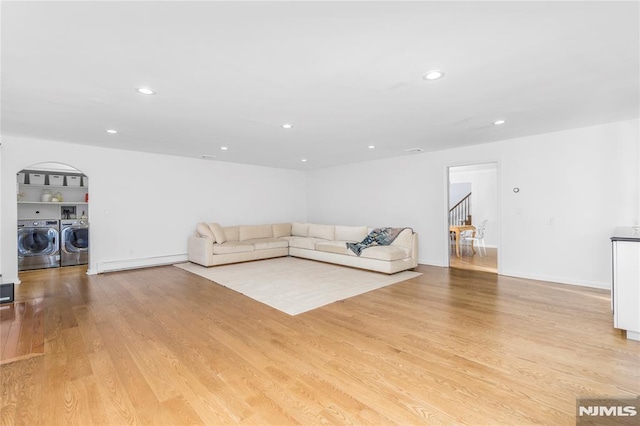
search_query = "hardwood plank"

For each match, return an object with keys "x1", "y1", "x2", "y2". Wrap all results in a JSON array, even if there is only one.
[
  {"x1": 30, "y1": 298, "x2": 45, "y2": 354},
  {"x1": 73, "y1": 305, "x2": 104, "y2": 355},
  {"x1": 0, "y1": 299, "x2": 45, "y2": 364},
  {"x1": 0, "y1": 355, "x2": 45, "y2": 425},
  {"x1": 12, "y1": 301, "x2": 36, "y2": 359},
  {"x1": 72, "y1": 375, "x2": 112, "y2": 425},
  {"x1": 44, "y1": 365, "x2": 73, "y2": 424},
  {"x1": 61, "y1": 326, "x2": 94, "y2": 380},
  {"x1": 1, "y1": 305, "x2": 24, "y2": 361},
  {"x1": 93, "y1": 320, "x2": 165, "y2": 425},
  {"x1": 87, "y1": 350, "x2": 141, "y2": 426},
  {"x1": 161, "y1": 395, "x2": 204, "y2": 425}
]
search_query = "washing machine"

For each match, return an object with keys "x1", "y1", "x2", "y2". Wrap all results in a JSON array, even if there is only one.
[
  {"x1": 60, "y1": 219, "x2": 89, "y2": 267},
  {"x1": 17, "y1": 219, "x2": 60, "y2": 271}
]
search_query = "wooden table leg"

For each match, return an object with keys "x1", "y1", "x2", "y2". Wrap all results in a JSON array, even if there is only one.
[
  {"x1": 455, "y1": 230, "x2": 461, "y2": 257},
  {"x1": 471, "y1": 230, "x2": 476, "y2": 255}
]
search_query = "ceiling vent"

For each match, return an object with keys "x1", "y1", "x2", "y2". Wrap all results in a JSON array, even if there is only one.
[{"x1": 404, "y1": 148, "x2": 424, "y2": 153}]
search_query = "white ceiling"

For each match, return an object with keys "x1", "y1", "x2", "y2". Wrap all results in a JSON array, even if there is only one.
[{"x1": 2, "y1": 1, "x2": 638, "y2": 170}]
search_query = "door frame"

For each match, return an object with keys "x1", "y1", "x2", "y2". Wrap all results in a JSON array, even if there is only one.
[
  {"x1": 15, "y1": 161, "x2": 90, "y2": 279},
  {"x1": 444, "y1": 161, "x2": 502, "y2": 274}
]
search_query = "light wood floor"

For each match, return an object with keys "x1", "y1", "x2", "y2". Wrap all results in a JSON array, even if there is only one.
[
  {"x1": 1, "y1": 263, "x2": 638, "y2": 425},
  {"x1": 1, "y1": 298, "x2": 45, "y2": 364},
  {"x1": 450, "y1": 244, "x2": 498, "y2": 274}
]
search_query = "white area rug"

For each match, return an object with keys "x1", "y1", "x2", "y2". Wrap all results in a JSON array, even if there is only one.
[{"x1": 175, "y1": 257, "x2": 421, "y2": 316}]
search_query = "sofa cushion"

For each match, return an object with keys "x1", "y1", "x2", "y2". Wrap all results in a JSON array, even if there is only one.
[
  {"x1": 308, "y1": 224, "x2": 335, "y2": 241},
  {"x1": 243, "y1": 238, "x2": 289, "y2": 250},
  {"x1": 209, "y1": 223, "x2": 226, "y2": 244},
  {"x1": 213, "y1": 242, "x2": 255, "y2": 255},
  {"x1": 272, "y1": 223, "x2": 292, "y2": 238},
  {"x1": 291, "y1": 222, "x2": 309, "y2": 237},
  {"x1": 223, "y1": 226, "x2": 239, "y2": 242},
  {"x1": 335, "y1": 225, "x2": 368, "y2": 242},
  {"x1": 196, "y1": 222, "x2": 215, "y2": 241},
  {"x1": 390, "y1": 228, "x2": 413, "y2": 249},
  {"x1": 315, "y1": 241, "x2": 357, "y2": 256},
  {"x1": 360, "y1": 246, "x2": 410, "y2": 261},
  {"x1": 282, "y1": 236, "x2": 326, "y2": 250},
  {"x1": 239, "y1": 224, "x2": 273, "y2": 241}
]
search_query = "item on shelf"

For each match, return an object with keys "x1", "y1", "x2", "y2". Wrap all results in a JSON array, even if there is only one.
[
  {"x1": 29, "y1": 173, "x2": 45, "y2": 185},
  {"x1": 85, "y1": 193, "x2": 89, "y2": 202},
  {"x1": 50, "y1": 192, "x2": 63, "y2": 202},
  {"x1": 61, "y1": 206, "x2": 77, "y2": 219},
  {"x1": 82, "y1": 176, "x2": 89, "y2": 187},
  {"x1": 41, "y1": 189, "x2": 52, "y2": 202},
  {"x1": 66, "y1": 176, "x2": 81, "y2": 187},
  {"x1": 49, "y1": 174, "x2": 64, "y2": 185},
  {"x1": 17, "y1": 173, "x2": 25, "y2": 184}
]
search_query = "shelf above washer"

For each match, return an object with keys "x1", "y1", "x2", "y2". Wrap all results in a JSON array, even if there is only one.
[{"x1": 18, "y1": 201, "x2": 88, "y2": 205}]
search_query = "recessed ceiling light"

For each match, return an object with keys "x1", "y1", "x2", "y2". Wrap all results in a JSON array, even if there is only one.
[
  {"x1": 368, "y1": 145, "x2": 375, "y2": 149},
  {"x1": 106, "y1": 129, "x2": 118, "y2": 134},
  {"x1": 282, "y1": 123, "x2": 293, "y2": 129},
  {"x1": 136, "y1": 87, "x2": 156, "y2": 95},
  {"x1": 493, "y1": 120, "x2": 506, "y2": 125},
  {"x1": 301, "y1": 159, "x2": 307, "y2": 162},
  {"x1": 200, "y1": 154, "x2": 216, "y2": 160},
  {"x1": 220, "y1": 146, "x2": 228, "y2": 151},
  {"x1": 422, "y1": 70, "x2": 444, "y2": 81}
]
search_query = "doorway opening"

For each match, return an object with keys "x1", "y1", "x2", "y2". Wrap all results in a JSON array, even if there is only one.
[
  {"x1": 17, "y1": 162, "x2": 89, "y2": 273},
  {"x1": 448, "y1": 163, "x2": 498, "y2": 274}
]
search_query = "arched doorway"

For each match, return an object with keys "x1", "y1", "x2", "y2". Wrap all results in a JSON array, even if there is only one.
[{"x1": 17, "y1": 162, "x2": 89, "y2": 271}]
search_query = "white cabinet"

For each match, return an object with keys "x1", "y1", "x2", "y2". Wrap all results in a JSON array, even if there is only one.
[{"x1": 611, "y1": 227, "x2": 640, "y2": 341}]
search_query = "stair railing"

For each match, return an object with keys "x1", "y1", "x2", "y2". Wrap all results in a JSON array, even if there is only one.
[{"x1": 450, "y1": 193, "x2": 472, "y2": 226}]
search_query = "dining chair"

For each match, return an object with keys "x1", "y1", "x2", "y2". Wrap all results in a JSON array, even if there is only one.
[{"x1": 461, "y1": 219, "x2": 488, "y2": 256}]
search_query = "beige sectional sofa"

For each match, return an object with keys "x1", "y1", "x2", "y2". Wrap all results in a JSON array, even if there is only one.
[{"x1": 188, "y1": 222, "x2": 418, "y2": 274}]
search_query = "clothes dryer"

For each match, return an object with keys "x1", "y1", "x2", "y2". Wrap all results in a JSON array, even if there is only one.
[
  {"x1": 17, "y1": 219, "x2": 60, "y2": 270},
  {"x1": 60, "y1": 219, "x2": 89, "y2": 266}
]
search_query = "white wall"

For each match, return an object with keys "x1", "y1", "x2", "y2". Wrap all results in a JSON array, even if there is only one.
[
  {"x1": 3, "y1": 119, "x2": 638, "y2": 289},
  {"x1": 307, "y1": 119, "x2": 639, "y2": 289},
  {"x1": 449, "y1": 164, "x2": 498, "y2": 247},
  {"x1": 1, "y1": 136, "x2": 307, "y2": 283},
  {"x1": 449, "y1": 182, "x2": 471, "y2": 209}
]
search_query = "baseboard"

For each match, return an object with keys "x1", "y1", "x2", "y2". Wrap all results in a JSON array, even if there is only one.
[
  {"x1": 418, "y1": 258, "x2": 448, "y2": 267},
  {"x1": 499, "y1": 269, "x2": 610, "y2": 290},
  {"x1": 415, "y1": 261, "x2": 609, "y2": 290},
  {"x1": 94, "y1": 253, "x2": 188, "y2": 274}
]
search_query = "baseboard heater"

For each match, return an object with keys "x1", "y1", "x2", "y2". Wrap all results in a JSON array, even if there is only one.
[{"x1": 94, "y1": 253, "x2": 188, "y2": 274}]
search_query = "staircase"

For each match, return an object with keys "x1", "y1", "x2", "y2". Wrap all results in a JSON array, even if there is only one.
[{"x1": 450, "y1": 193, "x2": 472, "y2": 226}]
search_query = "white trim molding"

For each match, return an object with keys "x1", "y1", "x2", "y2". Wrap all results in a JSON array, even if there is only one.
[{"x1": 500, "y1": 269, "x2": 610, "y2": 290}]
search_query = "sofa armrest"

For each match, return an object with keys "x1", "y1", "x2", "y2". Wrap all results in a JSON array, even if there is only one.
[{"x1": 188, "y1": 235, "x2": 214, "y2": 266}]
